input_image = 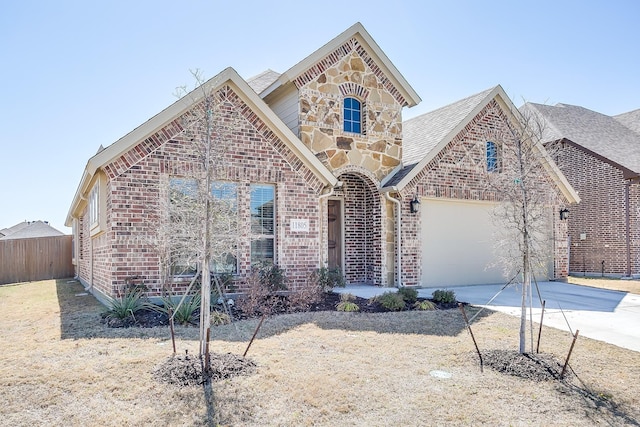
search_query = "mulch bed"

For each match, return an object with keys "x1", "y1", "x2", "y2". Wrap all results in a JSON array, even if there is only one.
[
  {"x1": 153, "y1": 352, "x2": 257, "y2": 387},
  {"x1": 103, "y1": 291, "x2": 566, "y2": 387},
  {"x1": 100, "y1": 292, "x2": 459, "y2": 328},
  {"x1": 482, "y1": 349, "x2": 569, "y2": 382}
]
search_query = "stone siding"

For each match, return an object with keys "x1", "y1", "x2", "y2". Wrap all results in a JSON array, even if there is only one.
[{"x1": 297, "y1": 37, "x2": 405, "y2": 182}]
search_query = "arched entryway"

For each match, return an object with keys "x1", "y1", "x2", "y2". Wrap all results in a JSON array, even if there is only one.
[{"x1": 328, "y1": 171, "x2": 383, "y2": 285}]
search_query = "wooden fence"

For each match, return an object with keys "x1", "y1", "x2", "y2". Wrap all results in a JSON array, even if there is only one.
[{"x1": 0, "y1": 235, "x2": 74, "y2": 285}]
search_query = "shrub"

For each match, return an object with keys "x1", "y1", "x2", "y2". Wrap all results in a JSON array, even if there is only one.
[
  {"x1": 288, "y1": 281, "x2": 323, "y2": 311},
  {"x1": 257, "y1": 261, "x2": 288, "y2": 292},
  {"x1": 211, "y1": 309, "x2": 231, "y2": 326},
  {"x1": 311, "y1": 267, "x2": 346, "y2": 293},
  {"x1": 431, "y1": 289, "x2": 456, "y2": 304},
  {"x1": 336, "y1": 293, "x2": 360, "y2": 312},
  {"x1": 237, "y1": 263, "x2": 288, "y2": 316},
  {"x1": 376, "y1": 291, "x2": 405, "y2": 311},
  {"x1": 414, "y1": 300, "x2": 437, "y2": 311},
  {"x1": 398, "y1": 287, "x2": 418, "y2": 304},
  {"x1": 160, "y1": 293, "x2": 201, "y2": 326},
  {"x1": 103, "y1": 287, "x2": 154, "y2": 321}
]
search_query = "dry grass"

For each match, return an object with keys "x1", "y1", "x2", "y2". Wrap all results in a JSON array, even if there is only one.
[
  {"x1": 1, "y1": 279, "x2": 639, "y2": 426},
  {"x1": 567, "y1": 275, "x2": 640, "y2": 294}
]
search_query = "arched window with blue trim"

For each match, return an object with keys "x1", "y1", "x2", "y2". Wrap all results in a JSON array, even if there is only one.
[
  {"x1": 343, "y1": 97, "x2": 362, "y2": 134},
  {"x1": 486, "y1": 141, "x2": 499, "y2": 172}
]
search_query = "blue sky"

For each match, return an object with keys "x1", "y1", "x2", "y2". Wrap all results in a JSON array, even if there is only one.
[{"x1": 1, "y1": 0, "x2": 638, "y2": 233}]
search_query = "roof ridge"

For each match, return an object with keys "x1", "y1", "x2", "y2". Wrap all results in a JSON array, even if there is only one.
[{"x1": 404, "y1": 86, "x2": 498, "y2": 124}]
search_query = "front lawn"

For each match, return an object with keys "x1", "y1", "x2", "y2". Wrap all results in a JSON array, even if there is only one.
[{"x1": 0, "y1": 279, "x2": 638, "y2": 426}]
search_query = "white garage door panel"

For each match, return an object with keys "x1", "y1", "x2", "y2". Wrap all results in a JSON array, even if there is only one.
[{"x1": 421, "y1": 199, "x2": 504, "y2": 287}]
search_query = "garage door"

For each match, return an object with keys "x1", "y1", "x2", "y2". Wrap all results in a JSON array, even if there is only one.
[
  {"x1": 421, "y1": 198, "x2": 506, "y2": 287},
  {"x1": 421, "y1": 198, "x2": 553, "y2": 287}
]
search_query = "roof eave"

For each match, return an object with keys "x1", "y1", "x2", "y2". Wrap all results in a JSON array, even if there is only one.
[
  {"x1": 388, "y1": 86, "x2": 504, "y2": 191},
  {"x1": 261, "y1": 22, "x2": 421, "y2": 107},
  {"x1": 385, "y1": 86, "x2": 580, "y2": 204},
  {"x1": 66, "y1": 67, "x2": 337, "y2": 225}
]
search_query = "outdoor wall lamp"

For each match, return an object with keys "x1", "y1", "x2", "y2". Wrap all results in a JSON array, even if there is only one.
[
  {"x1": 559, "y1": 208, "x2": 569, "y2": 221},
  {"x1": 409, "y1": 195, "x2": 421, "y2": 214}
]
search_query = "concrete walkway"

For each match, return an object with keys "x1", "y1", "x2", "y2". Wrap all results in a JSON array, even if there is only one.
[{"x1": 335, "y1": 282, "x2": 640, "y2": 352}]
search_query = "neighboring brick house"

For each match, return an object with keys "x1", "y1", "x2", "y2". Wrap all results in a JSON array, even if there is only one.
[
  {"x1": 66, "y1": 23, "x2": 577, "y2": 302},
  {"x1": 524, "y1": 103, "x2": 640, "y2": 277}
]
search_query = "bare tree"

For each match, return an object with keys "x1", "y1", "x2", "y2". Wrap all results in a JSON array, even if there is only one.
[
  {"x1": 484, "y1": 105, "x2": 563, "y2": 353},
  {"x1": 154, "y1": 70, "x2": 240, "y2": 365}
]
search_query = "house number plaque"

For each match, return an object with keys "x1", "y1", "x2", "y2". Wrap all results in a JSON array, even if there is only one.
[{"x1": 290, "y1": 219, "x2": 309, "y2": 232}]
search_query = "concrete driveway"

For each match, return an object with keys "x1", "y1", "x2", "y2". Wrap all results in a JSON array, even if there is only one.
[{"x1": 336, "y1": 281, "x2": 640, "y2": 352}]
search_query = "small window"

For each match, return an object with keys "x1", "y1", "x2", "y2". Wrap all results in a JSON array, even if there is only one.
[
  {"x1": 486, "y1": 141, "x2": 499, "y2": 173},
  {"x1": 250, "y1": 184, "x2": 275, "y2": 265},
  {"x1": 88, "y1": 178, "x2": 106, "y2": 236},
  {"x1": 343, "y1": 97, "x2": 362, "y2": 134},
  {"x1": 89, "y1": 184, "x2": 99, "y2": 228}
]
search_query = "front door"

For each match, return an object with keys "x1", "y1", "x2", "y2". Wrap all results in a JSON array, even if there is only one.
[{"x1": 327, "y1": 199, "x2": 342, "y2": 271}]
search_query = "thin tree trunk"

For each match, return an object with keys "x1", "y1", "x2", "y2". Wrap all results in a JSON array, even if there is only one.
[
  {"x1": 520, "y1": 259, "x2": 528, "y2": 353},
  {"x1": 516, "y1": 132, "x2": 531, "y2": 354},
  {"x1": 200, "y1": 98, "x2": 213, "y2": 361}
]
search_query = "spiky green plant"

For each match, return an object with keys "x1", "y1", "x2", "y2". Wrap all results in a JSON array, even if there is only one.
[
  {"x1": 161, "y1": 293, "x2": 201, "y2": 326},
  {"x1": 336, "y1": 293, "x2": 360, "y2": 312},
  {"x1": 103, "y1": 288, "x2": 154, "y2": 321},
  {"x1": 414, "y1": 300, "x2": 437, "y2": 311}
]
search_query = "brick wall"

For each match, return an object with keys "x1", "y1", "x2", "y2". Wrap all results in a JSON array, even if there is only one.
[
  {"x1": 339, "y1": 172, "x2": 383, "y2": 285},
  {"x1": 399, "y1": 100, "x2": 569, "y2": 286},
  {"x1": 77, "y1": 85, "x2": 326, "y2": 299},
  {"x1": 554, "y1": 141, "x2": 638, "y2": 276}
]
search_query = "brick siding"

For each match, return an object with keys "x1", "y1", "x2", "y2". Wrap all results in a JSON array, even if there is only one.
[
  {"x1": 76, "y1": 85, "x2": 325, "y2": 298},
  {"x1": 399, "y1": 100, "x2": 569, "y2": 286},
  {"x1": 554, "y1": 141, "x2": 640, "y2": 276}
]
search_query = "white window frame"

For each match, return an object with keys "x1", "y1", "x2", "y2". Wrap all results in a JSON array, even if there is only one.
[
  {"x1": 250, "y1": 184, "x2": 276, "y2": 265},
  {"x1": 88, "y1": 176, "x2": 105, "y2": 236}
]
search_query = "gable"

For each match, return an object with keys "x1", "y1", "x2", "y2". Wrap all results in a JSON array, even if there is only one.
[
  {"x1": 383, "y1": 87, "x2": 579, "y2": 204},
  {"x1": 257, "y1": 23, "x2": 421, "y2": 182},
  {"x1": 66, "y1": 68, "x2": 337, "y2": 226},
  {"x1": 404, "y1": 99, "x2": 516, "y2": 200},
  {"x1": 103, "y1": 84, "x2": 328, "y2": 191},
  {"x1": 262, "y1": 23, "x2": 420, "y2": 108}
]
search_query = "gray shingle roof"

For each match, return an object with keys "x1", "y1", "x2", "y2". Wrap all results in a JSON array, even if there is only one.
[
  {"x1": 246, "y1": 69, "x2": 280, "y2": 94},
  {"x1": 385, "y1": 87, "x2": 496, "y2": 187},
  {"x1": 0, "y1": 221, "x2": 65, "y2": 240},
  {"x1": 614, "y1": 108, "x2": 640, "y2": 135},
  {"x1": 524, "y1": 103, "x2": 640, "y2": 174}
]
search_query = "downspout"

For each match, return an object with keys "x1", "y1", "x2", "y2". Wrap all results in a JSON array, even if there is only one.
[
  {"x1": 625, "y1": 180, "x2": 631, "y2": 277},
  {"x1": 384, "y1": 191, "x2": 402, "y2": 288}
]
